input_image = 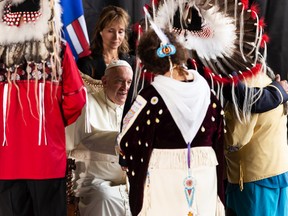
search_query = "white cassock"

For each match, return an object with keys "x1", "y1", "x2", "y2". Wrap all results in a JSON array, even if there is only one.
[{"x1": 66, "y1": 86, "x2": 131, "y2": 216}]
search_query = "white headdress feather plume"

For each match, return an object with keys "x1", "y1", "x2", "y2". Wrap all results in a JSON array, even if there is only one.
[{"x1": 143, "y1": 6, "x2": 170, "y2": 45}]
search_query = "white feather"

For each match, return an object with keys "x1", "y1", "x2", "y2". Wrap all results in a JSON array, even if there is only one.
[
  {"x1": 155, "y1": 2, "x2": 237, "y2": 60},
  {"x1": 143, "y1": 6, "x2": 170, "y2": 45}
]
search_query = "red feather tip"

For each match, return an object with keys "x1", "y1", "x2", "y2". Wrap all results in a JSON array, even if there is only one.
[
  {"x1": 203, "y1": 67, "x2": 236, "y2": 85},
  {"x1": 241, "y1": 0, "x2": 249, "y2": 10},
  {"x1": 132, "y1": 22, "x2": 139, "y2": 32},
  {"x1": 142, "y1": 4, "x2": 151, "y2": 15},
  {"x1": 203, "y1": 64, "x2": 262, "y2": 85},
  {"x1": 141, "y1": 71, "x2": 155, "y2": 82},
  {"x1": 188, "y1": 58, "x2": 198, "y2": 70},
  {"x1": 258, "y1": 18, "x2": 266, "y2": 29},
  {"x1": 138, "y1": 25, "x2": 143, "y2": 34},
  {"x1": 261, "y1": 34, "x2": 270, "y2": 47},
  {"x1": 250, "y1": 3, "x2": 260, "y2": 19},
  {"x1": 151, "y1": 0, "x2": 159, "y2": 7},
  {"x1": 239, "y1": 64, "x2": 262, "y2": 81},
  {"x1": 132, "y1": 23, "x2": 143, "y2": 34},
  {"x1": 144, "y1": 4, "x2": 150, "y2": 10}
]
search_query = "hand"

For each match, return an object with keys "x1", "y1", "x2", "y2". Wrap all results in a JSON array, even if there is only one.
[{"x1": 275, "y1": 74, "x2": 288, "y2": 93}]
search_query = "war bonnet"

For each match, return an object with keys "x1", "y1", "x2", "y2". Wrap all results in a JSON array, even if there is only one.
[
  {"x1": 141, "y1": 0, "x2": 274, "y2": 121},
  {"x1": 0, "y1": 0, "x2": 62, "y2": 77}
]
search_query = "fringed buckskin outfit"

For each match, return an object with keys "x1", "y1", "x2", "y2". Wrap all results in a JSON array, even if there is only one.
[
  {"x1": 224, "y1": 73, "x2": 288, "y2": 216},
  {"x1": 119, "y1": 70, "x2": 225, "y2": 216},
  {"x1": 135, "y1": 0, "x2": 288, "y2": 215}
]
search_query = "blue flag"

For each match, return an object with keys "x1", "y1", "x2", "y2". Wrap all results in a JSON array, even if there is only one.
[{"x1": 60, "y1": 0, "x2": 91, "y2": 60}]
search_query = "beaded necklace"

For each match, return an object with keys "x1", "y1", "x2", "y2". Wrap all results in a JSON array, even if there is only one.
[{"x1": 2, "y1": 2, "x2": 42, "y2": 27}]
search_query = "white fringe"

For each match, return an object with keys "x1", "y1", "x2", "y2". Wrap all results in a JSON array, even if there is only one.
[
  {"x1": 231, "y1": 78, "x2": 243, "y2": 123},
  {"x1": 148, "y1": 147, "x2": 218, "y2": 170},
  {"x1": 239, "y1": 6, "x2": 247, "y2": 62},
  {"x1": 83, "y1": 87, "x2": 91, "y2": 133},
  {"x1": 247, "y1": 12, "x2": 259, "y2": 56},
  {"x1": 38, "y1": 82, "x2": 47, "y2": 145},
  {"x1": 2, "y1": 84, "x2": 8, "y2": 146}
]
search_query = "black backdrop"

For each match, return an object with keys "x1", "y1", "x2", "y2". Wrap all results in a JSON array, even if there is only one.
[
  {"x1": 82, "y1": 0, "x2": 288, "y2": 79},
  {"x1": 81, "y1": 0, "x2": 149, "y2": 40},
  {"x1": 253, "y1": 0, "x2": 288, "y2": 79}
]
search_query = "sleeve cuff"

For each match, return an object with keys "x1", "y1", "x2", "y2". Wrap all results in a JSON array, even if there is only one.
[{"x1": 269, "y1": 81, "x2": 288, "y2": 103}]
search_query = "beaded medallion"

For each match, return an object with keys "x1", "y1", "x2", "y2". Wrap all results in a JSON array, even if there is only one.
[{"x1": 184, "y1": 142, "x2": 197, "y2": 215}]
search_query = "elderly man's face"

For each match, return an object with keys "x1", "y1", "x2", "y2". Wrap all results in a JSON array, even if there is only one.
[{"x1": 102, "y1": 66, "x2": 133, "y2": 105}]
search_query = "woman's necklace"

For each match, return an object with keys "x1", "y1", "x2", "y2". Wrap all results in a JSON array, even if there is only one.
[{"x1": 103, "y1": 53, "x2": 119, "y2": 65}]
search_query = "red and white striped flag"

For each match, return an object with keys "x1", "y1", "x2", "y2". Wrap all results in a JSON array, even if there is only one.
[{"x1": 61, "y1": 0, "x2": 91, "y2": 60}]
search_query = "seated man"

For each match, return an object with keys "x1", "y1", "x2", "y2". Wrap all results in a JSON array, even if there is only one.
[{"x1": 67, "y1": 60, "x2": 133, "y2": 216}]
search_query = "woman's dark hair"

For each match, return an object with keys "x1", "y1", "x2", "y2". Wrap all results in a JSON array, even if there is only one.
[
  {"x1": 137, "y1": 29, "x2": 188, "y2": 75},
  {"x1": 90, "y1": 5, "x2": 130, "y2": 56}
]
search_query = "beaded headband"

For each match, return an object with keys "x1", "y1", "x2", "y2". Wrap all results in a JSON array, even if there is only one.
[{"x1": 143, "y1": 6, "x2": 177, "y2": 59}]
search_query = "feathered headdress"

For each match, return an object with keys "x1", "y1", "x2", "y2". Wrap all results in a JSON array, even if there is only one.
[
  {"x1": 0, "y1": 0, "x2": 63, "y2": 80},
  {"x1": 140, "y1": 0, "x2": 273, "y2": 122},
  {"x1": 0, "y1": 0, "x2": 63, "y2": 146},
  {"x1": 150, "y1": 0, "x2": 269, "y2": 82}
]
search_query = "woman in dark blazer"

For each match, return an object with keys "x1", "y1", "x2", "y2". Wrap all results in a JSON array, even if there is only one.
[{"x1": 77, "y1": 5, "x2": 136, "y2": 115}]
